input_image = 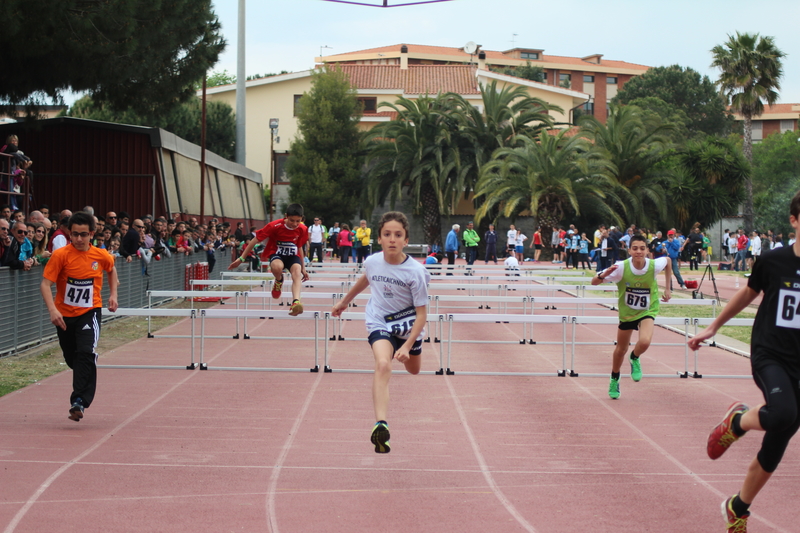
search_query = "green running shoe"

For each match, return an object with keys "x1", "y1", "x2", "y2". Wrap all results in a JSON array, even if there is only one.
[
  {"x1": 630, "y1": 355, "x2": 642, "y2": 382},
  {"x1": 608, "y1": 377, "x2": 620, "y2": 400},
  {"x1": 370, "y1": 422, "x2": 391, "y2": 453}
]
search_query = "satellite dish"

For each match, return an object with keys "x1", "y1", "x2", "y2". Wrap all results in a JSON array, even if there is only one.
[{"x1": 464, "y1": 41, "x2": 477, "y2": 55}]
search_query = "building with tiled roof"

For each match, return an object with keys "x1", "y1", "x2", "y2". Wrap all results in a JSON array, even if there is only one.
[
  {"x1": 203, "y1": 57, "x2": 589, "y2": 214},
  {"x1": 318, "y1": 43, "x2": 651, "y2": 123},
  {"x1": 729, "y1": 103, "x2": 800, "y2": 141}
]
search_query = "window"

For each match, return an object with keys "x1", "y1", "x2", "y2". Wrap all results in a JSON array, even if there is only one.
[
  {"x1": 293, "y1": 95, "x2": 303, "y2": 117},
  {"x1": 541, "y1": 72, "x2": 548, "y2": 82},
  {"x1": 274, "y1": 153, "x2": 291, "y2": 183},
  {"x1": 357, "y1": 97, "x2": 377, "y2": 114},
  {"x1": 581, "y1": 102, "x2": 594, "y2": 115},
  {"x1": 520, "y1": 52, "x2": 539, "y2": 60},
  {"x1": 607, "y1": 77, "x2": 618, "y2": 84},
  {"x1": 751, "y1": 121, "x2": 763, "y2": 130},
  {"x1": 559, "y1": 73, "x2": 571, "y2": 82},
  {"x1": 583, "y1": 75, "x2": 595, "y2": 83},
  {"x1": 780, "y1": 119, "x2": 795, "y2": 133}
]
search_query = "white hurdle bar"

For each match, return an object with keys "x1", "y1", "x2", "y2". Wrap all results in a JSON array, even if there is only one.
[
  {"x1": 198, "y1": 308, "x2": 320, "y2": 372},
  {"x1": 440, "y1": 314, "x2": 569, "y2": 376},
  {"x1": 320, "y1": 311, "x2": 445, "y2": 375},
  {"x1": 690, "y1": 317, "x2": 754, "y2": 378},
  {"x1": 190, "y1": 279, "x2": 268, "y2": 291},
  {"x1": 100, "y1": 308, "x2": 199, "y2": 369},
  {"x1": 146, "y1": 291, "x2": 242, "y2": 339}
]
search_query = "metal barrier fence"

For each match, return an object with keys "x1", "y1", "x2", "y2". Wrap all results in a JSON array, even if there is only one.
[{"x1": 0, "y1": 248, "x2": 230, "y2": 357}]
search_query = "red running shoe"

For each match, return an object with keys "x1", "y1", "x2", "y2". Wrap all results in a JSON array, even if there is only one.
[
  {"x1": 271, "y1": 279, "x2": 283, "y2": 299},
  {"x1": 708, "y1": 402, "x2": 749, "y2": 460}
]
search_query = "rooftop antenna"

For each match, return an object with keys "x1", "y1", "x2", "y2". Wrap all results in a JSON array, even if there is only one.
[
  {"x1": 320, "y1": 45, "x2": 332, "y2": 57},
  {"x1": 464, "y1": 41, "x2": 477, "y2": 65},
  {"x1": 511, "y1": 33, "x2": 518, "y2": 46}
]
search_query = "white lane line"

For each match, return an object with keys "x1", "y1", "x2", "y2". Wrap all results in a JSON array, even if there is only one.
[{"x1": 444, "y1": 376, "x2": 538, "y2": 533}]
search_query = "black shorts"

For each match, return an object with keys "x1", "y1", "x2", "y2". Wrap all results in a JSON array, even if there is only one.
[
  {"x1": 619, "y1": 315, "x2": 655, "y2": 331},
  {"x1": 368, "y1": 330, "x2": 422, "y2": 356},
  {"x1": 534, "y1": 244, "x2": 542, "y2": 250},
  {"x1": 269, "y1": 254, "x2": 303, "y2": 271}
]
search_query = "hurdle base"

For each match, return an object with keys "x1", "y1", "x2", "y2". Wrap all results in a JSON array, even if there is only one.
[
  {"x1": 692, "y1": 372, "x2": 703, "y2": 378},
  {"x1": 338, "y1": 335, "x2": 345, "y2": 341},
  {"x1": 243, "y1": 334, "x2": 251, "y2": 339},
  {"x1": 324, "y1": 366, "x2": 332, "y2": 373},
  {"x1": 186, "y1": 363, "x2": 198, "y2": 370},
  {"x1": 147, "y1": 333, "x2": 155, "y2": 339},
  {"x1": 569, "y1": 370, "x2": 579, "y2": 377},
  {"x1": 679, "y1": 371, "x2": 688, "y2": 378},
  {"x1": 434, "y1": 338, "x2": 440, "y2": 343},
  {"x1": 435, "y1": 368, "x2": 444, "y2": 375},
  {"x1": 310, "y1": 365, "x2": 319, "y2": 373},
  {"x1": 446, "y1": 368, "x2": 455, "y2": 375},
  {"x1": 424, "y1": 337, "x2": 431, "y2": 343},
  {"x1": 232, "y1": 333, "x2": 240, "y2": 339},
  {"x1": 558, "y1": 370, "x2": 566, "y2": 377},
  {"x1": 528, "y1": 340, "x2": 536, "y2": 344},
  {"x1": 519, "y1": 339, "x2": 525, "y2": 344},
  {"x1": 199, "y1": 363, "x2": 208, "y2": 370}
]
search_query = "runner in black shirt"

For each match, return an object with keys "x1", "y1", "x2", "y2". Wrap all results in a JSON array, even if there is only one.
[{"x1": 689, "y1": 189, "x2": 800, "y2": 533}]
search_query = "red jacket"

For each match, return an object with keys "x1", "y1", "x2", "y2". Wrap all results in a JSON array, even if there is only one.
[{"x1": 737, "y1": 234, "x2": 748, "y2": 251}]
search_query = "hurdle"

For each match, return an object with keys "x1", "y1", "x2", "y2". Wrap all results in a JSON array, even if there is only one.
[
  {"x1": 321, "y1": 311, "x2": 445, "y2": 375},
  {"x1": 99, "y1": 307, "x2": 199, "y2": 370},
  {"x1": 146, "y1": 290, "x2": 242, "y2": 339},
  {"x1": 689, "y1": 317, "x2": 754, "y2": 379},
  {"x1": 197, "y1": 308, "x2": 320, "y2": 372},
  {"x1": 440, "y1": 313, "x2": 569, "y2": 376},
  {"x1": 190, "y1": 279, "x2": 269, "y2": 292}
]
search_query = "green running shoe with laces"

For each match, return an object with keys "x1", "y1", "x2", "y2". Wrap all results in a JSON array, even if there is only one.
[
  {"x1": 371, "y1": 422, "x2": 391, "y2": 453},
  {"x1": 608, "y1": 377, "x2": 620, "y2": 400},
  {"x1": 630, "y1": 355, "x2": 642, "y2": 382}
]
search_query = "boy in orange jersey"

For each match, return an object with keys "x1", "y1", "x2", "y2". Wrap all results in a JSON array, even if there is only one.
[{"x1": 41, "y1": 211, "x2": 119, "y2": 422}]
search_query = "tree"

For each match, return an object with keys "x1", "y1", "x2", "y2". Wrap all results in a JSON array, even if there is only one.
[
  {"x1": 474, "y1": 131, "x2": 620, "y2": 245},
  {"x1": 711, "y1": 32, "x2": 786, "y2": 232},
  {"x1": 285, "y1": 68, "x2": 363, "y2": 225},
  {"x1": 2, "y1": 0, "x2": 225, "y2": 116},
  {"x1": 364, "y1": 93, "x2": 465, "y2": 247},
  {"x1": 612, "y1": 65, "x2": 734, "y2": 137},
  {"x1": 579, "y1": 105, "x2": 675, "y2": 228},
  {"x1": 490, "y1": 62, "x2": 545, "y2": 83},
  {"x1": 68, "y1": 96, "x2": 236, "y2": 160},
  {"x1": 751, "y1": 130, "x2": 800, "y2": 196},
  {"x1": 667, "y1": 136, "x2": 748, "y2": 233}
]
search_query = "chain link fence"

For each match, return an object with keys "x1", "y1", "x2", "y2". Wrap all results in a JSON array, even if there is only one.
[{"x1": 0, "y1": 248, "x2": 231, "y2": 357}]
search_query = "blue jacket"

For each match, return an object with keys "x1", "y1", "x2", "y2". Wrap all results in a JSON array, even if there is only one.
[
  {"x1": 663, "y1": 238, "x2": 682, "y2": 259},
  {"x1": 445, "y1": 230, "x2": 459, "y2": 253}
]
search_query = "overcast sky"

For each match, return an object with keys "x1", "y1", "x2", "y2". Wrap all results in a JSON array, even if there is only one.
[{"x1": 211, "y1": 0, "x2": 800, "y2": 103}]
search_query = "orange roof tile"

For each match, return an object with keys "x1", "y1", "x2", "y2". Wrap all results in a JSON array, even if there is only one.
[
  {"x1": 325, "y1": 44, "x2": 650, "y2": 71},
  {"x1": 333, "y1": 64, "x2": 480, "y2": 95}
]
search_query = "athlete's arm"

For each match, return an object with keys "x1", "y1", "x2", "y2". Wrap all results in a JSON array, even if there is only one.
[
  {"x1": 229, "y1": 236, "x2": 262, "y2": 269},
  {"x1": 331, "y1": 274, "x2": 369, "y2": 317},
  {"x1": 591, "y1": 264, "x2": 618, "y2": 285},
  {"x1": 661, "y1": 260, "x2": 671, "y2": 302},
  {"x1": 687, "y1": 284, "x2": 760, "y2": 350},
  {"x1": 40, "y1": 278, "x2": 66, "y2": 330},
  {"x1": 107, "y1": 266, "x2": 119, "y2": 312},
  {"x1": 395, "y1": 305, "x2": 427, "y2": 363}
]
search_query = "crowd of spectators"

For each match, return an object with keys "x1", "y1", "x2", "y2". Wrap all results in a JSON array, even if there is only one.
[{"x1": 0, "y1": 203, "x2": 256, "y2": 275}]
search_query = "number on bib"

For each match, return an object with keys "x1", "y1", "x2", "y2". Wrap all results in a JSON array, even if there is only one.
[
  {"x1": 65, "y1": 278, "x2": 94, "y2": 308},
  {"x1": 625, "y1": 288, "x2": 650, "y2": 311},
  {"x1": 776, "y1": 289, "x2": 800, "y2": 329},
  {"x1": 384, "y1": 306, "x2": 417, "y2": 339},
  {"x1": 276, "y1": 241, "x2": 297, "y2": 256}
]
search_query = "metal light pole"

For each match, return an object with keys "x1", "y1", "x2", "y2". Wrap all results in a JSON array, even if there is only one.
[
  {"x1": 235, "y1": 0, "x2": 246, "y2": 165},
  {"x1": 268, "y1": 118, "x2": 279, "y2": 221}
]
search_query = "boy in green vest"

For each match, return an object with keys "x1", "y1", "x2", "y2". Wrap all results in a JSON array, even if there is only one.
[{"x1": 591, "y1": 234, "x2": 672, "y2": 399}]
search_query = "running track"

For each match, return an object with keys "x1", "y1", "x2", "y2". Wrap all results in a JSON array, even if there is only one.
[{"x1": 1, "y1": 264, "x2": 796, "y2": 532}]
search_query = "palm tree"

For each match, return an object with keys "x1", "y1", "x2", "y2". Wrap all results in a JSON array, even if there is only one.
[
  {"x1": 363, "y1": 93, "x2": 464, "y2": 247},
  {"x1": 668, "y1": 136, "x2": 748, "y2": 233},
  {"x1": 474, "y1": 130, "x2": 620, "y2": 245},
  {"x1": 579, "y1": 104, "x2": 675, "y2": 228},
  {"x1": 711, "y1": 32, "x2": 785, "y2": 231}
]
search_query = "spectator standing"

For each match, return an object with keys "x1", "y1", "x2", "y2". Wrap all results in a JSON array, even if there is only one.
[
  {"x1": 749, "y1": 231, "x2": 761, "y2": 270},
  {"x1": 356, "y1": 220, "x2": 372, "y2": 264},
  {"x1": 0, "y1": 205, "x2": 11, "y2": 221},
  {"x1": 506, "y1": 224, "x2": 517, "y2": 257},
  {"x1": 484, "y1": 224, "x2": 498, "y2": 264},
  {"x1": 40, "y1": 211, "x2": 119, "y2": 422},
  {"x1": 3, "y1": 221, "x2": 34, "y2": 270},
  {"x1": 234, "y1": 222, "x2": 245, "y2": 242},
  {"x1": 662, "y1": 230, "x2": 686, "y2": 290},
  {"x1": 337, "y1": 224, "x2": 352, "y2": 264},
  {"x1": 728, "y1": 233, "x2": 738, "y2": 261},
  {"x1": 48, "y1": 217, "x2": 71, "y2": 253},
  {"x1": 515, "y1": 230, "x2": 528, "y2": 262},
  {"x1": 721, "y1": 229, "x2": 731, "y2": 262},
  {"x1": 531, "y1": 227, "x2": 543, "y2": 262},
  {"x1": 568, "y1": 229, "x2": 581, "y2": 269},
  {"x1": 577, "y1": 233, "x2": 591, "y2": 269},
  {"x1": 551, "y1": 225, "x2": 562, "y2": 263},
  {"x1": 597, "y1": 228, "x2": 616, "y2": 272},
  {"x1": 462, "y1": 221, "x2": 480, "y2": 265},
  {"x1": 308, "y1": 217, "x2": 327, "y2": 263},
  {"x1": 30, "y1": 222, "x2": 51, "y2": 266},
  {"x1": 734, "y1": 229, "x2": 748, "y2": 271},
  {"x1": 329, "y1": 222, "x2": 341, "y2": 259},
  {"x1": 0, "y1": 218, "x2": 10, "y2": 262},
  {"x1": 445, "y1": 224, "x2": 460, "y2": 275},
  {"x1": 106, "y1": 211, "x2": 118, "y2": 228}
]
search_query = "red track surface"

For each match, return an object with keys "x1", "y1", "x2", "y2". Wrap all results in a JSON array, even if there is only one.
[{"x1": 1, "y1": 262, "x2": 796, "y2": 533}]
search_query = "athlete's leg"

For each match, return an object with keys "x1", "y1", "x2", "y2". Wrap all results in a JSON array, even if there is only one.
[
  {"x1": 288, "y1": 262, "x2": 303, "y2": 302},
  {"x1": 270, "y1": 257, "x2": 285, "y2": 281},
  {"x1": 633, "y1": 317, "x2": 654, "y2": 357},
  {"x1": 612, "y1": 328, "x2": 634, "y2": 373},
  {"x1": 70, "y1": 309, "x2": 100, "y2": 408},
  {"x1": 371, "y1": 339, "x2": 395, "y2": 422}
]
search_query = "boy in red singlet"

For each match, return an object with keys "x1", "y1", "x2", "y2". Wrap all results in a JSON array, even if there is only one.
[{"x1": 230, "y1": 204, "x2": 309, "y2": 315}]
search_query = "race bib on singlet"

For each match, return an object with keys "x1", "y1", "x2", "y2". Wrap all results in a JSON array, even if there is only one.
[
  {"x1": 776, "y1": 286, "x2": 800, "y2": 329},
  {"x1": 65, "y1": 278, "x2": 94, "y2": 308},
  {"x1": 384, "y1": 306, "x2": 416, "y2": 338},
  {"x1": 625, "y1": 287, "x2": 650, "y2": 310},
  {"x1": 276, "y1": 240, "x2": 298, "y2": 256}
]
